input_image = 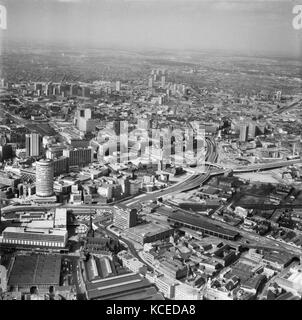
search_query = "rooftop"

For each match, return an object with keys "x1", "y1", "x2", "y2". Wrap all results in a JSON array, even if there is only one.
[
  {"x1": 127, "y1": 222, "x2": 172, "y2": 238},
  {"x1": 168, "y1": 211, "x2": 239, "y2": 238},
  {"x1": 3, "y1": 226, "x2": 67, "y2": 237},
  {"x1": 85, "y1": 272, "x2": 156, "y2": 300},
  {"x1": 8, "y1": 254, "x2": 61, "y2": 287}
]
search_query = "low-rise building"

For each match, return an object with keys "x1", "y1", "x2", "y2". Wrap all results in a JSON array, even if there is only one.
[
  {"x1": 0, "y1": 265, "x2": 7, "y2": 293},
  {"x1": 154, "y1": 274, "x2": 177, "y2": 299},
  {"x1": 7, "y1": 254, "x2": 61, "y2": 292},
  {"x1": 124, "y1": 222, "x2": 174, "y2": 244},
  {"x1": 117, "y1": 251, "x2": 148, "y2": 275},
  {"x1": 275, "y1": 265, "x2": 302, "y2": 296},
  {"x1": 0, "y1": 225, "x2": 67, "y2": 249},
  {"x1": 157, "y1": 259, "x2": 187, "y2": 280},
  {"x1": 174, "y1": 283, "x2": 201, "y2": 300},
  {"x1": 85, "y1": 272, "x2": 162, "y2": 300}
]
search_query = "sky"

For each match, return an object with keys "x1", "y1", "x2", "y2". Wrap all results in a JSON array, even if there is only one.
[{"x1": 0, "y1": 0, "x2": 301, "y2": 58}]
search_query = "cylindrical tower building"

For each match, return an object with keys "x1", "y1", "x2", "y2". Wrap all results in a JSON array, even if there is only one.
[{"x1": 36, "y1": 159, "x2": 54, "y2": 197}]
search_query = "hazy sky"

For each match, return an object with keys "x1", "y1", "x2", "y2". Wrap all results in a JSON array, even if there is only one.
[{"x1": 1, "y1": 0, "x2": 301, "y2": 57}]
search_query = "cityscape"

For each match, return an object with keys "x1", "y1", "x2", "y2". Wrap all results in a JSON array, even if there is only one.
[{"x1": 0, "y1": 0, "x2": 302, "y2": 303}]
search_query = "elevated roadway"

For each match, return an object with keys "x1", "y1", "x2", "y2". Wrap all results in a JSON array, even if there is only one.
[{"x1": 274, "y1": 97, "x2": 302, "y2": 115}]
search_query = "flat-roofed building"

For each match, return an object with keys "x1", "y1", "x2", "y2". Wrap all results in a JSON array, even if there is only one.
[
  {"x1": 113, "y1": 205, "x2": 137, "y2": 230},
  {"x1": 124, "y1": 222, "x2": 174, "y2": 244},
  {"x1": 0, "y1": 265, "x2": 7, "y2": 292},
  {"x1": 174, "y1": 283, "x2": 201, "y2": 300},
  {"x1": 63, "y1": 147, "x2": 92, "y2": 167},
  {"x1": 8, "y1": 254, "x2": 61, "y2": 291},
  {"x1": 157, "y1": 259, "x2": 188, "y2": 280},
  {"x1": 26, "y1": 133, "x2": 42, "y2": 157},
  {"x1": 46, "y1": 145, "x2": 65, "y2": 159},
  {"x1": 78, "y1": 118, "x2": 96, "y2": 133},
  {"x1": 204, "y1": 286, "x2": 232, "y2": 300},
  {"x1": 0, "y1": 170, "x2": 21, "y2": 187},
  {"x1": 53, "y1": 156, "x2": 69, "y2": 176},
  {"x1": 154, "y1": 274, "x2": 176, "y2": 299},
  {"x1": 168, "y1": 211, "x2": 239, "y2": 241},
  {"x1": 142, "y1": 249, "x2": 159, "y2": 265},
  {"x1": 117, "y1": 251, "x2": 147, "y2": 275},
  {"x1": 275, "y1": 265, "x2": 302, "y2": 295},
  {"x1": 54, "y1": 208, "x2": 67, "y2": 229},
  {"x1": 262, "y1": 251, "x2": 294, "y2": 271},
  {"x1": 0, "y1": 226, "x2": 67, "y2": 248}
]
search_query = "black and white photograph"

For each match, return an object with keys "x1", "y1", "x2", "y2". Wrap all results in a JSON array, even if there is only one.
[{"x1": 0, "y1": 0, "x2": 302, "y2": 307}]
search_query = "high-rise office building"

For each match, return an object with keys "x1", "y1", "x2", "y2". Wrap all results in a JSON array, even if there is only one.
[
  {"x1": 36, "y1": 159, "x2": 54, "y2": 197},
  {"x1": 161, "y1": 76, "x2": 166, "y2": 87},
  {"x1": 53, "y1": 156, "x2": 69, "y2": 176},
  {"x1": 52, "y1": 86, "x2": 59, "y2": 96},
  {"x1": 113, "y1": 120, "x2": 122, "y2": 136},
  {"x1": 34, "y1": 83, "x2": 43, "y2": 92},
  {"x1": 25, "y1": 133, "x2": 42, "y2": 157},
  {"x1": 113, "y1": 205, "x2": 137, "y2": 230},
  {"x1": 77, "y1": 107, "x2": 95, "y2": 133},
  {"x1": 59, "y1": 84, "x2": 69, "y2": 97},
  {"x1": 239, "y1": 124, "x2": 249, "y2": 142},
  {"x1": 45, "y1": 83, "x2": 53, "y2": 96},
  {"x1": 129, "y1": 180, "x2": 141, "y2": 196},
  {"x1": 82, "y1": 86, "x2": 90, "y2": 98},
  {"x1": 275, "y1": 90, "x2": 282, "y2": 101},
  {"x1": 63, "y1": 147, "x2": 92, "y2": 167},
  {"x1": 70, "y1": 84, "x2": 78, "y2": 96},
  {"x1": 117, "y1": 176, "x2": 130, "y2": 197},
  {"x1": 116, "y1": 81, "x2": 121, "y2": 92},
  {"x1": 78, "y1": 118, "x2": 96, "y2": 133},
  {"x1": 248, "y1": 122, "x2": 256, "y2": 139},
  {"x1": 0, "y1": 144, "x2": 13, "y2": 161},
  {"x1": 148, "y1": 77, "x2": 154, "y2": 89}
]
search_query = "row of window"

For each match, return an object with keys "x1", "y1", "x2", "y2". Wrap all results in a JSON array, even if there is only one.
[
  {"x1": 1, "y1": 238, "x2": 65, "y2": 247},
  {"x1": 168, "y1": 219, "x2": 237, "y2": 240}
]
